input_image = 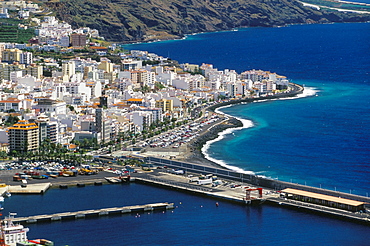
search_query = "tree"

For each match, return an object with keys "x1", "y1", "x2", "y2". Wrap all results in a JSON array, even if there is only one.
[
  {"x1": 67, "y1": 105, "x2": 75, "y2": 112},
  {"x1": 82, "y1": 138, "x2": 89, "y2": 148},
  {"x1": 4, "y1": 115, "x2": 19, "y2": 126},
  {"x1": 141, "y1": 85, "x2": 151, "y2": 93},
  {"x1": 0, "y1": 151, "x2": 7, "y2": 159}
]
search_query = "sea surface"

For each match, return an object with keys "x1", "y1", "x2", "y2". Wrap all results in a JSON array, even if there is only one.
[
  {"x1": 5, "y1": 22, "x2": 370, "y2": 245},
  {"x1": 125, "y1": 22, "x2": 370, "y2": 196},
  {"x1": 3, "y1": 184, "x2": 370, "y2": 246}
]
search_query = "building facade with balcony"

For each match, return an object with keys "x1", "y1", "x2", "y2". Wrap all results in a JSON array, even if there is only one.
[{"x1": 8, "y1": 120, "x2": 39, "y2": 153}]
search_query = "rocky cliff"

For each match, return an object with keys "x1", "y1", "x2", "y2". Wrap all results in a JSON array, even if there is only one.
[{"x1": 45, "y1": 0, "x2": 370, "y2": 42}]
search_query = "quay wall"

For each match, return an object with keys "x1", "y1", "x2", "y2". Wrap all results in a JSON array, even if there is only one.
[{"x1": 145, "y1": 156, "x2": 370, "y2": 204}]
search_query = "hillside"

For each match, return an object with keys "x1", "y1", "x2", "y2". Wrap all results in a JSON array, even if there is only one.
[{"x1": 45, "y1": 0, "x2": 370, "y2": 42}]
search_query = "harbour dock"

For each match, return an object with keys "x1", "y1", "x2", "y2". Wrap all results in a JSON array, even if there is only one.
[
  {"x1": 12, "y1": 202, "x2": 174, "y2": 224},
  {"x1": 2, "y1": 158, "x2": 369, "y2": 225},
  {"x1": 8, "y1": 183, "x2": 51, "y2": 194},
  {"x1": 134, "y1": 176, "x2": 248, "y2": 204},
  {"x1": 131, "y1": 170, "x2": 370, "y2": 225}
]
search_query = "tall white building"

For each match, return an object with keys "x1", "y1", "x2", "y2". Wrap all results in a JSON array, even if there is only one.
[
  {"x1": 20, "y1": 52, "x2": 33, "y2": 65},
  {"x1": 62, "y1": 61, "x2": 75, "y2": 81},
  {"x1": 132, "y1": 111, "x2": 153, "y2": 132}
]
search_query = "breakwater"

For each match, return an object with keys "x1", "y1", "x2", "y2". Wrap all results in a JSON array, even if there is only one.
[
  {"x1": 131, "y1": 161, "x2": 370, "y2": 224},
  {"x1": 145, "y1": 156, "x2": 370, "y2": 204}
]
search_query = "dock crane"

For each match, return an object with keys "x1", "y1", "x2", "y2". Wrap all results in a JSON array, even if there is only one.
[{"x1": 245, "y1": 187, "x2": 263, "y2": 200}]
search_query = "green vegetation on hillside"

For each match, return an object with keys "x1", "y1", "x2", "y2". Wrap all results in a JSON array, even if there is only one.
[
  {"x1": 45, "y1": 0, "x2": 370, "y2": 42},
  {"x1": 0, "y1": 20, "x2": 35, "y2": 43}
]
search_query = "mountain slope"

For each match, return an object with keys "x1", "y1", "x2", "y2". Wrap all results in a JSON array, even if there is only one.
[{"x1": 45, "y1": 0, "x2": 370, "y2": 42}]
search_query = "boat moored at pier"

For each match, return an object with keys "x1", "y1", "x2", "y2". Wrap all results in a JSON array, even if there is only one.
[{"x1": 0, "y1": 213, "x2": 54, "y2": 246}]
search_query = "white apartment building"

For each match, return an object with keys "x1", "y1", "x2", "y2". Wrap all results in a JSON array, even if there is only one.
[
  {"x1": 121, "y1": 59, "x2": 142, "y2": 70},
  {"x1": 59, "y1": 36, "x2": 70, "y2": 47},
  {"x1": 0, "y1": 98, "x2": 22, "y2": 112},
  {"x1": 64, "y1": 82, "x2": 92, "y2": 98},
  {"x1": 0, "y1": 8, "x2": 9, "y2": 18},
  {"x1": 20, "y1": 52, "x2": 33, "y2": 65},
  {"x1": 32, "y1": 98, "x2": 67, "y2": 116},
  {"x1": 155, "y1": 67, "x2": 176, "y2": 86},
  {"x1": 131, "y1": 111, "x2": 154, "y2": 132},
  {"x1": 62, "y1": 61, "x2": 75, "y2": 80}
]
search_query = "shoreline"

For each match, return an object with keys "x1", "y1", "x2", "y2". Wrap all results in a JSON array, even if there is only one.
[
  {"x1": 120, "y1": 21, "x2": 370, "y2": 47},
  {"x1": 180, "y1": 83, "x2": 305, "y2": 169}
]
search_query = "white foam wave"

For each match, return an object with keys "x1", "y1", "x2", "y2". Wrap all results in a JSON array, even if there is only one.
[
  {"x1": 203, "y1": 86, "x2": 318, "y2": 174},
  {"x1": 299, "y1": 86, "x2": 319, "y2": 97},
  {"x1": 254, "y1": 87, "x2": 318, "y2": 103},
  {"x1": 214, "y1": 104, "x2": 234, "y2": 114},
  {"x1": 277, "y1": 86, "x2": 318, "y2": 100},
  {"x1": 202, "y1": 110, "x2": 255, "y2": 174}
]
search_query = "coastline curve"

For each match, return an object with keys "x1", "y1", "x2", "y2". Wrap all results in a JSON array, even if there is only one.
[{"x1": 199, "y1": 83, "x2": 311, "y2": 173}]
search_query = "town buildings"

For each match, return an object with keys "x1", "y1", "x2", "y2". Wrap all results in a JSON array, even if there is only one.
[{"x1": 0, "y1": 10, "x2": 291, "y2": 154}]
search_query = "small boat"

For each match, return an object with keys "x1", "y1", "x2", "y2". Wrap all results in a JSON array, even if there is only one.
[
  {"x1": 105, "y1": 177, "x2": 122, "y2": 183},
  {"x1": 0, "y1": 197, "x2": 4, "y2": 202},
  {"x1": 3, "y1": 192, "x2": 11, "y2": 198}
]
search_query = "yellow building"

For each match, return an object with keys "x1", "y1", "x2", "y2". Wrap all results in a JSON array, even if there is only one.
[
  {"x1": 83, "y1": 66, "x2": 93, "y2": 80},
  {"x1": 130, "y1": 70, "x2": 148, "y2": 87},
  {"x1": 156, "y1": 98, "x2": 173, "y2": 112},
  {"x1": 103, "y1": 71, "x2": 115, "y2": 83},
  {"x1": 98, "y1": 60, "x2": 114, "y2": 73},
  {"x1": 26, "y1": 64, "x2": 43, "y2": 79},
  {"x1": 8, "y1": 120, "x2": 39, "y2": 153},
  {"x1": 182, "y1": 63, "x2": 200, "y2": 73},
  {"x1": 0, "y1": 43, "x2": 5, "y2": 61},
  {"x1": 2, "y1": 49, "x2": 22, "y2": 63}
]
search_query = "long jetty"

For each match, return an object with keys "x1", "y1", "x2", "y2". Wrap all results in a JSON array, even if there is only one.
[{"x1": 13, "y1": 202, "x2": 174, "y2": 224}]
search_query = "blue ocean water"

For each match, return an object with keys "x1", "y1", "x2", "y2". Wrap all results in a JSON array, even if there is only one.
[
  {"x1": 209, "y1": 81, "x2": 370, "y2": 195},
  {"x1": 125, "y1": 22, "x2": 370, "y2": 196},
  {"x1": 4, "y1": 184, "x2": 370, "y2": 246},
  {"x1": 4, "y1": 23, "x2": 370, "y2": 245}
]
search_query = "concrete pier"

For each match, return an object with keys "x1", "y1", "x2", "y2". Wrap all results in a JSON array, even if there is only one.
[
  {"x1": 8, "y1": 183, "x2": 51, "y2": 194},
  {"x1": 134, "y1": 176, "x2": 258, "y2": 204},
  {"x1": 13, "y1": 202, "x2": 174, "y2": 224},
  {"x1": 133, "y1": 174, "x2": 370, "y2": 225}
]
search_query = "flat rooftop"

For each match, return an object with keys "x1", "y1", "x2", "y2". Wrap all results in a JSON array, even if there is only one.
[{"x1": 281, "y1": 188, "x2": 365, "y2": 207}]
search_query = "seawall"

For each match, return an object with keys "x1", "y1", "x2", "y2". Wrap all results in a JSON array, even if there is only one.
[{"x1": 145, "y1": 156, "x2": 370, "y2": 204}]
